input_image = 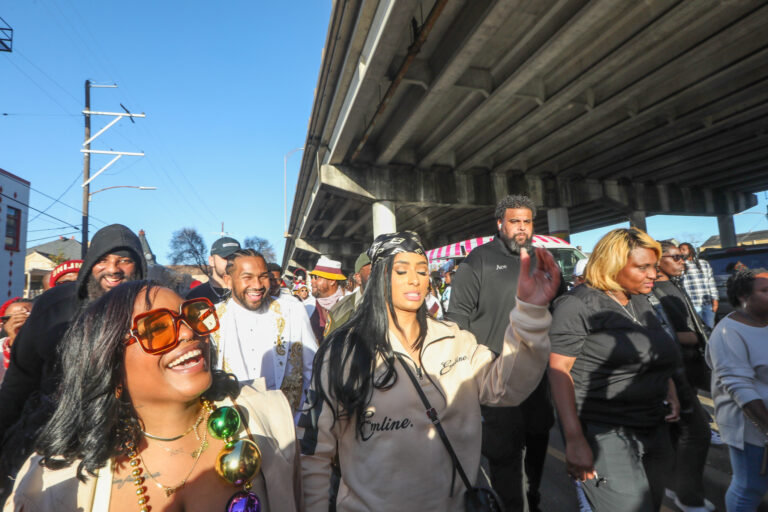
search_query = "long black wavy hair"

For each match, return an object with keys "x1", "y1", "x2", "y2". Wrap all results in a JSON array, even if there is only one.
[
  {"x1": 35, "y1": 280, "x2": 238, "y2": 480},
  {"x1": 310, "y1": 254, "x2": 430, "y2": 436}
]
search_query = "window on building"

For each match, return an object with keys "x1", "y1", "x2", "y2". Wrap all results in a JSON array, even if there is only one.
[{"x1": 5, "y1": 206, "x2": 21, "y2": 251}]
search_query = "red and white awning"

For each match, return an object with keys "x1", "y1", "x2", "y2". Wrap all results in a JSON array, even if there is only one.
[{"x1": 426, "y1": 234, "x2": 570, "y2": 262}]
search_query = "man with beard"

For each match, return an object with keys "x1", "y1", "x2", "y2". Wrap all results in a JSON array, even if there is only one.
[
  {"x1": 308, "y1": 256, "x2": 346, "y2": 341},
  {"x1": 0, "y1": 224, "x2": 145, "y2": 503},
  {"x1": 186, "y1": 236, "x2": 241, "y2": 304},
  {"x1": 212, "y1": 249, "x2": 317, "y2": 420},
  {"x1": 446, "y1": 195, "x2": 559, "y2": 512},
  {"x1": 267, "y1": 262, "x2": 294, "y2": 300},
  {"x1": 325, "y1": 252, "x2": 371, "y2": 337}
]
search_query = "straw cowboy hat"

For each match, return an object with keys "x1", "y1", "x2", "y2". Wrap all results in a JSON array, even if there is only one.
[{"x1": 308, "y1": 256, "x2": 347, "y2": 281}]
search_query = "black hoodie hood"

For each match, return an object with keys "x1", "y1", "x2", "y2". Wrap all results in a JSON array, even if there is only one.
[{"x1": 76, "y1": 224, "x2": 147, "y2": 299}]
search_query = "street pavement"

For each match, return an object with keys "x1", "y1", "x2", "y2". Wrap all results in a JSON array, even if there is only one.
[{"x1": 537, "y1": 393, "x2": 768, "y2": 511}]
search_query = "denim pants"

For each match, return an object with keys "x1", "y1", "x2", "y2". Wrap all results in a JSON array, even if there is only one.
[
  {"x1": 726, "y1": 443, "x2": 768, "y2": 511},
  {"x1": 580, "y1": 422, "x2": 674, "y2": 512},
  {"x1": 697, "y1": 303, "x2": 715, "y2": 329}
]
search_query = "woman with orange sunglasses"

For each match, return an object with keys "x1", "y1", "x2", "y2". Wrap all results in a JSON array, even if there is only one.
[{"x1": 4, "y1": 281, "x2": 301, "y2": 512}]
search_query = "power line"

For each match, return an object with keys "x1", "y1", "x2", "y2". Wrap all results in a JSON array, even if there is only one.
[
  {"x1": 28, "y1": 226, "x2": 79, "y2": 233},
  {"x1": 2, "y1": 54, "x2": 77, "y2": 116},
  {"x1": 13, "y1": 48, "x2": 81, "y2": 106},
  {"x1": 0, "y1": 192, "x2": 79, "y2": 229},
  {"x1": 29, "y1": 177, "x2": 108, "y2": 225},
  {"x1": 27, "y1": 231, "x2": 80, "y2": 244}
]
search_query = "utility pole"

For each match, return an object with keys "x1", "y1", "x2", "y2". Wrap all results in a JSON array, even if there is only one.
[
  {"x1": 81, "y1": 80, "x2": 91, "y2": 259},
  {"x1": 80, "y1": 82, "x2": 145, "y2": 257}
]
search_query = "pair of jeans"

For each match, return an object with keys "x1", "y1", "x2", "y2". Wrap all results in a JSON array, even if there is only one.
[
  {"x1": 670, "y1": 398, "x2": 710, "y2": 507},
  {"x1": 726, "y1": 442, "x2": 768, "y2": 511},
  {"x1": 580, "y1": 422, "x2": 674, "y2": 512},
  {"x1": 481, "y1": 376, "x2": 554, "y2": 511},
  {"x1": 696, "y1": 303, "x2": 715, "y2": 329}
]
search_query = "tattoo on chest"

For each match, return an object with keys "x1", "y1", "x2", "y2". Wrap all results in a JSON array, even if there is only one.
[{"x1": 114, "y1": 471, "x2": 161, "y2": 490}]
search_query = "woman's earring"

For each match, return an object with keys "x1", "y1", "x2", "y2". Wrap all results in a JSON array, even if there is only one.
[{"x1": 115, "y1": 385, "x2": 123, "y2": 399}]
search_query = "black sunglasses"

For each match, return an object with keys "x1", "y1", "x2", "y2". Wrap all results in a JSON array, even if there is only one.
[{"x1": 662, "y1": 254, "x2": 685, "y2": 262}]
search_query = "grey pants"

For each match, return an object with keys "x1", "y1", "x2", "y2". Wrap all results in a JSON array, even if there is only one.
[{"x1": 581, "y1": 422, "x2": 674, "y2": 512}]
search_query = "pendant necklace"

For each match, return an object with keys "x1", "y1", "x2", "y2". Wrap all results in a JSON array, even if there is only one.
[{"x1": 606, "y1": 291, "x2": 640, "y2": 324}]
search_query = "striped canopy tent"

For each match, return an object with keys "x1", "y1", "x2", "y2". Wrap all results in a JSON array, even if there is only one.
[{"x1": 426, "y1": 234, "x2": 570, "y2": 262}]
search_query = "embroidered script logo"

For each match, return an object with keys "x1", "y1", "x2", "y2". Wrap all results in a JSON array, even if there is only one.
[
  {"x1": 440, "y1": 354, "x2": 469, "y2": 375},
  {"x1": 496, "y1": 264, "x2": 507, "y2": 271},
  {"x1": 360, "y1": 410, "x2": 414, "y2": 441}
]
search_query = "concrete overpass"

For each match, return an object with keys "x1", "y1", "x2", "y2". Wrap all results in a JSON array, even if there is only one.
[{"x1": 283, "y1": 0, "x2": 768, "y2": 272}]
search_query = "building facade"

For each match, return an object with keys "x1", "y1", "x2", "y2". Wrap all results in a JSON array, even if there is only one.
[{"x1": 0, "y1": 168, "x2": 30, "y2": 299}]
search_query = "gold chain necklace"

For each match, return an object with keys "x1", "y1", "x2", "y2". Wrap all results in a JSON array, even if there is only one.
[{"x1": 126, "y1": 402, "x2": 214, "y2": 510}]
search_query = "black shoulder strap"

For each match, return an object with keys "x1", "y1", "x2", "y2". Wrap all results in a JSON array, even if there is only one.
[{"x1": 395, "y1": 354, "x2": 473, "y2": 492}]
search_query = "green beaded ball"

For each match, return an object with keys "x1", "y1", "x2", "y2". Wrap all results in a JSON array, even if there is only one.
[{"x1": 208, "y1": 406, "x2": 241, "y2": 440}]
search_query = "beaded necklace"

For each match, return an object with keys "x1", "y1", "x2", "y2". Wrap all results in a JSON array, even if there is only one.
[{"x1": 124, "y1": 398, "x2": 263, "y2": 512}]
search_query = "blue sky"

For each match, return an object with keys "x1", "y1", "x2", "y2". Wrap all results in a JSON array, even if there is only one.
[
  {"x1": 2, "y1": 2, "x2": 766, "y2": 264},
  {"x1": 1, "y1": 1, "x2": 331, "y2": 263}
]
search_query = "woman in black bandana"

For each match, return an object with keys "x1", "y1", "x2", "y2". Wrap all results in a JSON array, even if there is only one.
[{"x1": 299, "y1": 231, "x2": 560, "y2": 511}]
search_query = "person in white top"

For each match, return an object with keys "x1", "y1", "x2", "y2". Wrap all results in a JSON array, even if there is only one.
[
  {"x1": 213, "y1": 249, "x2": 318, "y2": 420},
  {"x1": 706, "y1": 268, "x2": 768, "y2": 511}
]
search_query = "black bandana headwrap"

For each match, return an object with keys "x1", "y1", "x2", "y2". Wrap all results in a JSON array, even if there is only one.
[{"x1": 367, "y1": 231, "x2": 426, "y2": 265}]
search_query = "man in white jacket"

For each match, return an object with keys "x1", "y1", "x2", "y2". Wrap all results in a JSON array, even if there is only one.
[{"x1": 212, "y1": 248, "x2": 317, "y2": 421}]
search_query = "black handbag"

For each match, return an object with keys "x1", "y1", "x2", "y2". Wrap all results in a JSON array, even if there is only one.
[{"x1": 396, "y1": 355, "x2": 505, "y2": 512}]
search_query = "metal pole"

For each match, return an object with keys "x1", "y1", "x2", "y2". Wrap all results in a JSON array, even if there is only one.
[{"x1": 81, "y1": 80, "x2": 91, "y2": 259}]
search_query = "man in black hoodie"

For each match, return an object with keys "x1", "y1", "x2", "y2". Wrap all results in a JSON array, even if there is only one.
[
  {"x1": 447, "y1": 195, "x2": 558, "y2": 512},
  {"x1": 0, "y1": 224, "x2": 146, "y2": 502}
]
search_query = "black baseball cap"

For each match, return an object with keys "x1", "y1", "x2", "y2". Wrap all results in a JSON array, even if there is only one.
[{"x1": 211, "y1": 237, "x2": 241, "y2": 258}]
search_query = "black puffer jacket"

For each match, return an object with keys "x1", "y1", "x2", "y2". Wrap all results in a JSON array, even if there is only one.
[{"x1": 0, "y1": 224, "x2": 145, "y2": 492}]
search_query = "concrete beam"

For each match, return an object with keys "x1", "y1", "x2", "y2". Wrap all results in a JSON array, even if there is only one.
[
  {"x1": 295, "y1": 237, "x2": 368, "y2": 258},
  {"x1": 419, "y1": 0, "x2": 657, "y2": 169},
  {"x1": 717, "y1": 215, "x2": 737, "y2": 248},
  {"x1": 321, "y1": 201, "x2": 353, "y2": 238},
  {"x1": 492, "y1": 2, "x2": 765, "y2": 177},
  {"x1": 372, "y1": 200, "x2": 396, "y2": 237},
  {"x1": 629, "y1": 210, "x2": 647, "y2": 232},
  {"x1": 374, "y1": 0, "x2": 518, "y2": 165},
  {"x1": 548, "y1": 207, "x2": 571, "y2": 241}
]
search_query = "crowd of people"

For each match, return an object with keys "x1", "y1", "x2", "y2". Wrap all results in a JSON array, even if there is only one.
[{"x1": 0, "y1": 194, "x2": 765, "y2": 512}]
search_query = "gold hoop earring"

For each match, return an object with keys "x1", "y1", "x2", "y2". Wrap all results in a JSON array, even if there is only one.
[{"x1": 115, "y1": 385, "x2": 123, "y2": 399}]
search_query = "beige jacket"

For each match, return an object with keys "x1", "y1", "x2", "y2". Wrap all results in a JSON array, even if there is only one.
[
  {"x1": 300, "y1": 299, "x2": 551, "y2": 511},
  {"x1": 4, "y1": 381, "x2": 302, "y2": 512}
]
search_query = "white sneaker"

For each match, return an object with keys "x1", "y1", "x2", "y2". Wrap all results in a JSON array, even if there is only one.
[
  {"x1": 674, "y1": 496, "x2": 715, "y2": 512},
  {"x1": 666, "y1": 489, "x2": 715, "y2": 511},
  {"x1": 573, "y1": 480, "x2": 592, "y2": 512},
  {"x1": 710, "y1": 430, "x2": 724, "y2": 445}
]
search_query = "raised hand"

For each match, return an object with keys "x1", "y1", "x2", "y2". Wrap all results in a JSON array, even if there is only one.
[{"x1": 516, "y1": 247, "x2": 561, "y2": 306}]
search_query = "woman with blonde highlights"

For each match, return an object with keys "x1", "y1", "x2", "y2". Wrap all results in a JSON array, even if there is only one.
[{"x1": 548, "y1": 228, "x2": 682, "y2": 512}]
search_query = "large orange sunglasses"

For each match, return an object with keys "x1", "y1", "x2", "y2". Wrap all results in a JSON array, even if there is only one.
[{"x1": 125, "y1": 297, "x2": 219, "y2": 355}]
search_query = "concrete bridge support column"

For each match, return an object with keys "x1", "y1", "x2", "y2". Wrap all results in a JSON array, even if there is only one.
[
  {"x1": 547, "y1": 207, "x2": 570, "y2": 242},
  {"x1": 372, "y1": 200, "x2": 396, "y2": 238},
  {"x1": 717, "y1": 214, "x2": 737, "y2": 248},
  {"x1": 629, "y1": 210, "x2": 647, "y2": 233}
]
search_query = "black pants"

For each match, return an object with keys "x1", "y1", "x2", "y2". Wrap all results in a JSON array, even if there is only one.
[
  {"x1": 481, "y1": 376, "x2": 554, "y2": 512},
  {"x1": 581, "y1": 422, "x2": 674, "y2": 512},
  {"x1": 670, "y1": 396, "x2": 710, "y2": 507}
]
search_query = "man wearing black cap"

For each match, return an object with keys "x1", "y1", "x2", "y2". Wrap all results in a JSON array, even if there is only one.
[
  {"x1": 186, "y1": 236, "x2": 241, "y2": 304},
  {"x1": 0, "y1": 224, "x2": 146, "y2": 503}
]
